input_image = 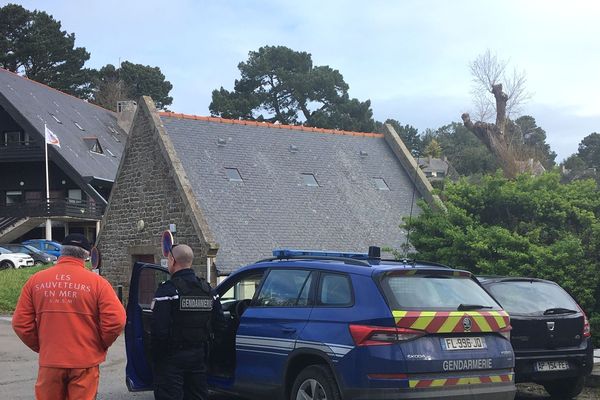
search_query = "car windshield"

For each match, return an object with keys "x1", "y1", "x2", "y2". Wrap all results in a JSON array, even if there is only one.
[
  {"x1": 0, "y1": 247, "x2": 12, "y2": 254},
  {"x1": 381, "y1": 275, "x2": 501, "y2": 310},
  {"x1": 485, "y1": 280, "x2": 579, "y2": 316},
  {"x1": 23, "y1": 244, "x2": 43, "y2": 254}
]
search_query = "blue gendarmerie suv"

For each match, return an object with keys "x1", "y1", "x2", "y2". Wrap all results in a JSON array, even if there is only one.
[{"x1": 125, "y1": 248, "x2": 516, "y2": 400}]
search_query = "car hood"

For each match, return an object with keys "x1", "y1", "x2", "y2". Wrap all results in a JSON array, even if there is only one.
[{"x1": 3, "y1": 253, "x2": 32, "y2": 259}]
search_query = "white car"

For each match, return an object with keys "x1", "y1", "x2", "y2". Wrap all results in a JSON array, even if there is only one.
[{"x1": 0, "y1": 247, "x2": 35, "y2": 269}]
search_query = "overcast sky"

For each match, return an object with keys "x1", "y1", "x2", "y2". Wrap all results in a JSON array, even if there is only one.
[{"x1": 9, "y1": 0, "x2": 600, "y2": 161}]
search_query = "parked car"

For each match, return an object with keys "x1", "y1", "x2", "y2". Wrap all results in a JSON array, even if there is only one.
[
  {"x1": 126, "y1": 248, "x2": 516, "y2": 400},
  {"x1": 0, "y1": 246, "x2": 35, "y2": 269},
  {"x1": 479, "y1": 276, "x2": 593, "y2": 399},
  {"x1": 0, "y1": 243, "x2": 57, "y2": 266},
  {"x1": 22, "y1": 239, "x2": 62, "y2": 258}
]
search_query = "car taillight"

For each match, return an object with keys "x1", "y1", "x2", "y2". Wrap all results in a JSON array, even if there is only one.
[
  {"x1": 349, "y1": 324, "x2": 425, "y2": 346},
  {"x1": 583, "y1": 314, "x2": 591, "y2": 338},
  {"x1": 499, "y1": 326, "x2": 511, "y2": 341},
  {"x1": 576, "y1": 305, "x2": 592, "y2": 338}
]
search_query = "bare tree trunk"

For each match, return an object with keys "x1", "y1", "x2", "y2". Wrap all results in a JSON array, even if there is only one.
[{"x1": 462, "y1": 84, "x2": 518, "y2": 178}]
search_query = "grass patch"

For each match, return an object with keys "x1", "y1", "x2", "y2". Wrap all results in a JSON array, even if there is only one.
[
  {"x1": 0, "y1": 262, "x2": 94, "y2": 313},
  {"x1": 0, "y1": 265, "x2": 49, "y2": 313}
]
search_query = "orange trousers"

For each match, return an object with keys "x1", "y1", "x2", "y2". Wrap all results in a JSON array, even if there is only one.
[{"x1": 35, "y1": 365, "x2": 99, "y2": 400}]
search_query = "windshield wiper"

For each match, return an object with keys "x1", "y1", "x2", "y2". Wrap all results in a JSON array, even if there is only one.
[
  {"x1": 457, "y1": 304, "x2": 493, "y2": 311},
  {"x1": 543, "y1": 307, "x2": 578, "y2": 315}
]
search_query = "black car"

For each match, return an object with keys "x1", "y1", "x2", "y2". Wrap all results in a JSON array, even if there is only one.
[
  {"x1": 479, "y1": 277, "x2": 593, "y2": 398},
  {"x1": 0, "y1": 243, "x2": 57, "y2": 266}
]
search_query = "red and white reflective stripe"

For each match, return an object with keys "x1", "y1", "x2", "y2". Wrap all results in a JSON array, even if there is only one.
[
  {"x1": 392, "y1": 310, "x2": 510, "y2": 334},
  {"x1": 407, "y1": 373, "x2": 513, "y2": 388}
]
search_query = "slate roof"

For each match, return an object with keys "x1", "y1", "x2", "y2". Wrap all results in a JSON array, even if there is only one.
[
  {"x1": 0, "y1": 68, "x2": 126, "y2": 182},
  {"x1": 160, "y1": 114, "x2": 422, "y2": 273}
]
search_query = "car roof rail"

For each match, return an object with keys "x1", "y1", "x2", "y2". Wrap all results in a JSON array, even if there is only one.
[
  {"x1": 257, "y1": 248, "x2": 380, "y2": 267},
  {"x1": 258, "y1": 255, "x2": 372, "y2": 267}
]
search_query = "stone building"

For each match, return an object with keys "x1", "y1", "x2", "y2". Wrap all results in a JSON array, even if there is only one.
[{"x1": 97, "y1": 97, "x2": 438, "y2": 292}]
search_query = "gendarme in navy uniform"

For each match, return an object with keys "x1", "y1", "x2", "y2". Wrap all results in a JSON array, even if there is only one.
[{"x1": 151, "y1": 244, "x2": 224, "y2": 400}]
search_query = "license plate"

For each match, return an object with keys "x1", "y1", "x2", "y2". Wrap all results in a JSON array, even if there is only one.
[
  {"x1": 443, "y1": 337, "x2": 487, "y2": 350},
  {"x1": 535, "y1": 361, "x2": 569, "y2": 371}
]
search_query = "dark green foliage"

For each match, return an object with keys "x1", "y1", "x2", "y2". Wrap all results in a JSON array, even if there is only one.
[
  {"x1": 577, "y1": 133, "x2": 600, "y2": 169},
  {"x1": 509, "y1": 116, "x2": 557, "y2": 168},
  {"x1": 562, "y1": 133, "x2": 600, "y2": 183},
  {"x1": 210, "y1": 46, "x2": 374, "y2": 131},
  {"x1": 405, "y1": 172, "x2": 600, "y2": 344},
  {"x1": 92, "y1": 62, "x2": 173, "y2": 111},
  {"x1": 375, "y1": 119, "x2": 422, "y2": 154},
  {"x1": 427, "y1": 122, "x2": 499, "y2": 176},
  {"x1": 0, "y1": 4, "x2": 93, "y2": 98}
]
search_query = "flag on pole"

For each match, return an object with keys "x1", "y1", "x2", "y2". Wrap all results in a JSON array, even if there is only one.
[{"x1": 44, "y1": 124, "x2": 61, "y2": 147}]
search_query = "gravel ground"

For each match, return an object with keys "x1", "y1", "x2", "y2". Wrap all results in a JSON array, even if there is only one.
[{"x1": 516, "y1": 383, "x2": 600, "y2": 399}]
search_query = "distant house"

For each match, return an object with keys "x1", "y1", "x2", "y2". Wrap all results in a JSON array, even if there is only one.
[
  {"x1": 516, "y1": 158, "x2": 546, "y2": 176},
  {"x1": 97, "y1": 97, "x2": 440, "y2": 291},
  {"x1": 0, "y1": 68, "x2": 129, "y2": 243},
  {"x1": 418, "y1": 156, "x2": 458, "y2": 181}
]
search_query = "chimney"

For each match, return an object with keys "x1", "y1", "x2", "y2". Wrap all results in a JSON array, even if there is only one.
[{"x1": 116, "y1": 100, "x2": 137, "y2": 134}]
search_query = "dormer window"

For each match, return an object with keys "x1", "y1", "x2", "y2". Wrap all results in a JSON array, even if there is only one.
[{"x1": 83, "y1": 137, "x2": 103, "y2": 154}]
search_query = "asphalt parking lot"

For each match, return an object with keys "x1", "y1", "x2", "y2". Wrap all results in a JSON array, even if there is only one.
[{"x1": 0, "y1": 318, "x2": 598, "y2": 399}]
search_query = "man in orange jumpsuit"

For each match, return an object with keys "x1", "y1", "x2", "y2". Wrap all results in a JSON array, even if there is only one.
[{"x1": 12, "y1": 234, "x2": 126, "y2": 400}]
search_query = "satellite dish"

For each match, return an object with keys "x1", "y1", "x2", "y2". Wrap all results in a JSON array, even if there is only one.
[
  {"x1": 90, "y1": 246, "x2": 101, "y2": 270},
  {"x1": 161, "y1": 230, "x2": 174, "y2": 257}
]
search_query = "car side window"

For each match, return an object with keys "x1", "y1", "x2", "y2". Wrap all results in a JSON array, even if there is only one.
[
  {"x1": 221, "y1": 272, "x2": 264, "y2": 302},
  {"x1": 319, "y1": 273, "x2": 352, "y2": 306},
  {"x1": 256, "y1": 269, "x2": 313, "y2": 307}
]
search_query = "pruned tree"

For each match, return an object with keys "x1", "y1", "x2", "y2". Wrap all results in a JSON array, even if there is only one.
[{"x1": 462, "y1": 50, "x2": 532, "y2": 178}]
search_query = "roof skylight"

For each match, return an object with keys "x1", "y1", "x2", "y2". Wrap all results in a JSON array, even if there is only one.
[
  {"x1": 225, "y1": 168, "x2": 243, "y2": 182},
  {"x1": 373, "y1": 178, "x2": 390, "y2": 191},
  {"x1": 301, "y1": 173, "x2": 319, "y2": 187}
]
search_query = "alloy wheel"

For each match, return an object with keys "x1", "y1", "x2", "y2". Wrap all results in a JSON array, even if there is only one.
[{"x1": 296, "y1": 378, "x2": 327, "y2": 400}]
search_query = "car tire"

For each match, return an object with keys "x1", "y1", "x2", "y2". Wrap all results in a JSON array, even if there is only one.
[
  {"x1": 543, "y1": 376, "x2": 585, "y2": 399},
  {"x1": 0, "y1": 260, "x2": 15, "y2": 270},
  {"x1": 290, "y1": 364, "x2": 341, "y2": 400}
]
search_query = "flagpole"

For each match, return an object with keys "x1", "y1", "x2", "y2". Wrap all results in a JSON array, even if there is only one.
[{"x1": 44, "y1": 123, "x2": 52, "y2": 240}]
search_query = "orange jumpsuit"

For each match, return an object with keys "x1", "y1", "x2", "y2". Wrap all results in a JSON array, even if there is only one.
[{"x1": 12, "y1": 256, "x2": 126, "y2": 400}]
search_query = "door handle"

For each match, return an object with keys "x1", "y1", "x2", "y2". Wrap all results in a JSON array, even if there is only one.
[{"x1": 282, "y1": 327, "x2": 296, "y2": 333}]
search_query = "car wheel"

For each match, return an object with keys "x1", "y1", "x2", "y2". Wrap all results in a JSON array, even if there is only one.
[
  {"x1": 291, "y1": 365, "x2": 341, "y2": 400},
  {"x1": 0, "y1": 260, "x2": 15, "y2": 270},
  {"x1": 543, "y1": 376, "x2": 585, "y2": 399},
  {"x1": 34, "y1": 260, "x2": 44, "y2": 267}
]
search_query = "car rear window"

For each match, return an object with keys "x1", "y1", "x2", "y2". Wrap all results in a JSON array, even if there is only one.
[
  {"x1": 381, "y1": 275, "x2": 501, "y2": 310},
  {"x1": 485, "y1": 281, "x2": 579, "y2": 316}
]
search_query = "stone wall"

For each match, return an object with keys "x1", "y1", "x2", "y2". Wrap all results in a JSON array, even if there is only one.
[{"x1": 97, "y1": 98, "x2": 211, "y2": 298}]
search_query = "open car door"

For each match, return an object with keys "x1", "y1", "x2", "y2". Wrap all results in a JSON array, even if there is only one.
[{"x1": 125, "y1": 262, "x2": 169, "y2": 391}]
